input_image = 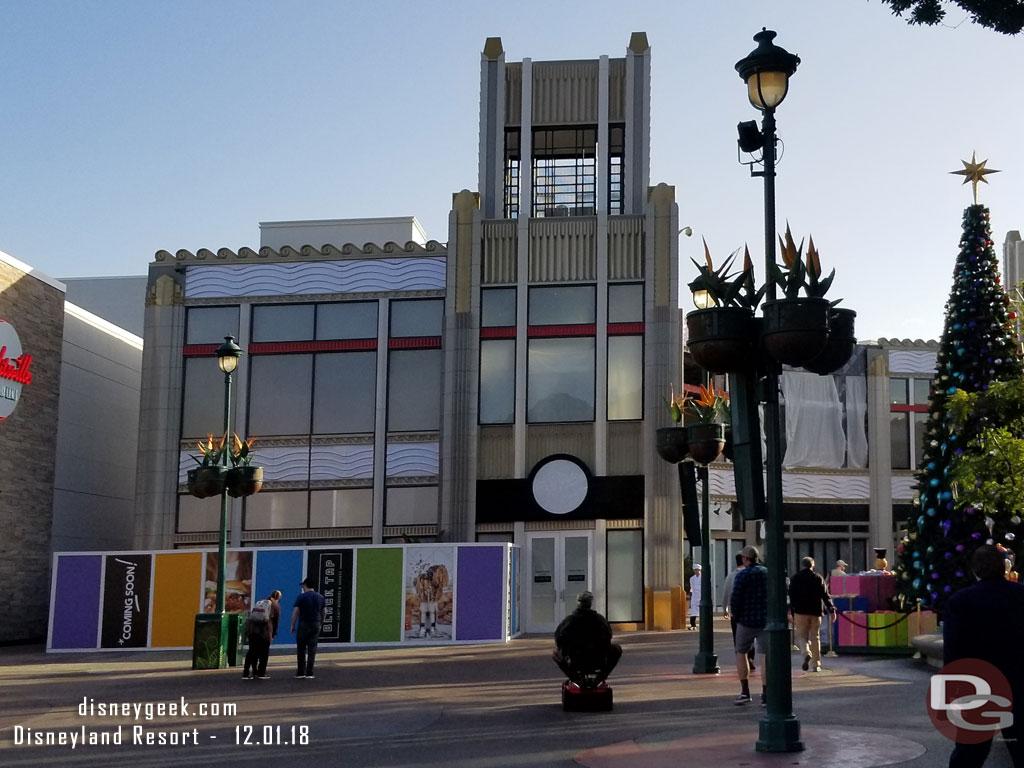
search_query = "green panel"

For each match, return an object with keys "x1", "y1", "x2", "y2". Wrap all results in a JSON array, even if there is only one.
[{"x1": 355, "y1": 548, "x2": 403, "y2": 642}]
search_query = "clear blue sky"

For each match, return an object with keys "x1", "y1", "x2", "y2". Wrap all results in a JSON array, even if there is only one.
[{"x1": 1, "y1": 0, "x2": 1021, "y2": 342}]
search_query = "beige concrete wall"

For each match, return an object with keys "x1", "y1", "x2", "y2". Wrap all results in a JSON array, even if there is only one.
[{"x1": 0, "y1": 261, "x2": 65, "y2": 642}]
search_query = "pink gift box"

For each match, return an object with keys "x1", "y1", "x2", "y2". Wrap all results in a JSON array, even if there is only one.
[
  {"x1": 910, "y1": 609, "x2": 937, "y2": 636},
  {"x1": 840, "y1": 575, "x2": 863, "y2": 596},
  {"x1": 836, "y1": 611, "x2": 867, "y2": 646}
]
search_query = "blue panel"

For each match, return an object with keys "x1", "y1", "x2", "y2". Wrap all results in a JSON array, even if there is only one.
[{"x1": 254, "y1": 549, "x2": 304, "y2": 645}]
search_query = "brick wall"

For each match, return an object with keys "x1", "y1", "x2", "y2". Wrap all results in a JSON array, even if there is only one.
[{"x1": 0, "y1": 262, "x2": 64, "y2": 642}]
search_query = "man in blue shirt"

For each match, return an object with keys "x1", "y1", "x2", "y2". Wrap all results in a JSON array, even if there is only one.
[
  {"x1": 729, "y1": 545, "x2": 768, "y2": 705},
  {"x1": 290, "y1": 578, "x2": 326, "y2": 679}
]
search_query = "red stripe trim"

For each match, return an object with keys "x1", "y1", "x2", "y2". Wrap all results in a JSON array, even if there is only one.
[
  {"x1": 481, "y1": 327, "x2": 516, "y2": 339},
  {"x1": 527, "y1": 324, "x2": 596, "y2": 338},
  {"x1": 387, "y1": 336, "x2": 442, "y2": 350},
  {"x1": 250, "y1": 339, "x2": 377, "y2": 354},
  {"x1": 183, "y1": 344, "x2": 219, "y2": 357},
  {"x1": 891, "y1": 404, "x2": 928, "y2": 413},
  {"x1": 608, "y1": 322, "x2": 645, "y2": 335}
]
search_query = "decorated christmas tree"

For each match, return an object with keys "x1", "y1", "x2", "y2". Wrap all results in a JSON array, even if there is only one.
[{"x1": 895, "y1": 154, "x2": 1023, "y2": 611}]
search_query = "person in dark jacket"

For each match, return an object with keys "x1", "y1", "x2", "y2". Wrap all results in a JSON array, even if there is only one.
[
  {"x1": 553, "y1": 591, "x2": 622, "y2": 687},
  {"x1": 944, "y1": 545, "x2": 1024, "y2": 768},
  {"x1": 788, "y1": 556, "x2": 835, "y2": 672},
  {"x1": 243, "y1": 589, "x2": 282, "y2": 679},
  {"x1": 730, "y1": 545, "x2": 768, "y2": 705}
]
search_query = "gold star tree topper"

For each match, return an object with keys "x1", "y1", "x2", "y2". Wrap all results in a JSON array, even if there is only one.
[{"x1": 951, "y1": 151, "x2": 1000, "y2": 205}]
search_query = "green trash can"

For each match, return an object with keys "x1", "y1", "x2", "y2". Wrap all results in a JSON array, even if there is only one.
[{"x1": 193, "y1": 612, "x2": 248, "y2": 669}]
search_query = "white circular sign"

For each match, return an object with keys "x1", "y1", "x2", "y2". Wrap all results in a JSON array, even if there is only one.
[
  {"x1": 531, "y1": 458, "x2": 589, "y2": 515},
  {"x1": 0, "y1": 319, "x2": 30, "y2": 420}
]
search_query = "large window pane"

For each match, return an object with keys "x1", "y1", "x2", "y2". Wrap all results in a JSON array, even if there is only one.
[
  {"x1": 482, "y1": 288, "x2": 516, "y2": 327},
  {"x1": 480, "y1": 340, "x2": 515, "y2": 424},
  {"x1": 317, "y1": 302, "x2": 378, "y2": 340},
  {"x1": 385, "y1": 486, "x2": 438, "y2": 525},
  {"x1": 890, "y1": 413, "x2": 910, "y2": 469},
  {"x1": 388, "y1": 349, "x2": 442, "y2": 431},
  {"x1": 391, "y1": 299, "x2": 443, "y2": 337},
  {"x1": 608, "y1": 284, "x2": 643, "y2": 323},
  {"x1": 528, "y1": 338, "x2": 595, "y2": 422},
  {"x1": 608, "y1": 336, "x2": 642, "y2": 420},
  {"x1": 182, "y1": 357, "x2": 229, "y2": 438},
  {"x1": 177, "y1": 495, "x2": 217, "y2": 533},
  {"x1": 913, "y1": 378, "x2": 932, "y2": 405},
  {"x1": 314, "y1": 352, "x2": 376, "y2": 433},
  {"x1": 249, "y1": 355, "x2": 313, "y2": 435},
  {"x1": 529, "y1": 286, "x2": 595, "y2": 326},
  {"x1": 607, "y1": 530, "x2": 643, "y2": 622},
  {"x1": 186, "y1": 306, "x2": 239, "y2": 344},
  {"x1": 913, "y1": 412, "x2": 929, "y2": 469},
  {"x1": 889, "y1": 378, "x2": 908, "y2": 405},
  {"x1": 252, "y1": 304, "x2": 314, "y2": 342},
  {"x1": 309, "y1": 488, "x2": 373, "y2": 527},
  {"x1": 244, "y1": 491, "x2": 308, "y2": 530}
]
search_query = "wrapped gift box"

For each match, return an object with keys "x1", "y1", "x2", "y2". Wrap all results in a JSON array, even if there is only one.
[
  {"x1": 893, "y1": 612, "x2": 911, "y2": 647},
  {"x1": 867, "y1": 611, "x2": 898, "y2": 647},
  {"x1": 860, "y1": 573, "x2": 897, "y2": 611},
  {"x1": 833, "y1": 595, "x2": 869, "y2": 613},
  {"x1": 829, "y1": 574, "x2": 852, "y2": 595},
  {"x1": 909, "y1": 609, "x2": 938, "y2": 636},
  {"x1": 835, "y1": 574, "x2": 862, "y2": 596},
  {"x1": 837, "y1": 611, "x2": 867, "y2": 646}
]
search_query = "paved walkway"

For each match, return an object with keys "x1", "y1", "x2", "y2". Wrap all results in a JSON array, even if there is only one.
[{"x1": 0, "y1": 619, "x2": 1011, "y2": 767}]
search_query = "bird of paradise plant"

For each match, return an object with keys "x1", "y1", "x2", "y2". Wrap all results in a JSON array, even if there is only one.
[
  {"x1": 229, "y1": 433, "x2": 256, "y2": 468},
  {"x1": 665, "y1": 384, "x2": 689, "y2": 424},
  {"x1": 687, "y1": 239, "x2": 764, "y2": 310},
  {"x1": 803, "y1": 235, "x2": 836, "y2": 300},
  {"x1": 192, "y1": 433, "x2": 227, "y2": 467},
  {"x1": 684, "y1": 383, "x2": 729, "y2": 424}
]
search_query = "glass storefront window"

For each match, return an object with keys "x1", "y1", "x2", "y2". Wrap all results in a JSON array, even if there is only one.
[
  {"x1": 607, "y1": 335, "x2": 642, "y2": 420},
  {"x1": 181, "y1": 357, "x2": 229, "y2": 438},
  {"x1": 527, "y1": 337, "x2": 595, "y2": 422},
  {"x1": 249, "y1": 354, "x2": 313, "y2": 435},
  {"x1": 252, "y1": 304, "x2": 315, "y2": 342},
  {"x1": 309, "y1": 488, "x2": 373, "y2": 527},
  {"x1": 385, "y1": 486, "x2": 438, "y2": 525},
  {"x1": 482, "y1": 288, "x2": 516, "y2": 327},
  {"x1": 889, "y1": 378, "x2": 908, "y2": 405},
  {"x1": 186, "y1": 306, "x2": 240, "y2": 345},
  {"x1": 313, "y1": 352, "x2": 376, "y2": 433},
  {"x1": 388, "y1": 349, "x2": 442, "y2": 431},
  {"x1": 528, "y1": 286, "x2": 595, "y2": 326},
  {"x1": 317, "y1": 302, "x2": 378, "y2": 340},
  {"x1": 391, "y1": 299, "x2": 443, "y2": 337},
  {"x1": 913, "y1": 378, "x2": 932, "y2": 405},
  {"x1": 479, "y1": 339, "x2": 515, "y2": 424},
  {"x1": 177, "y1": 494, "x2": 218, "y2": 533},
  {"x1": 890, "y1": 412, "x2": 910, "y2": 469},
  {"x1": 608, "y1": 283, "x2": 643, "y2": 323},
  {"x1": 244, "y1": 491, "x2": 309, "y2": 530},
  {"x1": 606, "y1": 529, "x2": 643, "y2": 622}
]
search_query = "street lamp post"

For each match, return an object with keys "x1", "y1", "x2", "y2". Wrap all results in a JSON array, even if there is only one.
[
  {"x1": 214, "y1": 335, "x2": 242, "y2": 618},
  {"x1": 735, "y1": 28, "x2": 803, "y2": 753}
]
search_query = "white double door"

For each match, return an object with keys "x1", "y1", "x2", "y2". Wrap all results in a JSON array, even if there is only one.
[{"x1": 526, "y1": 531, "x2": 592, "y2": 634}]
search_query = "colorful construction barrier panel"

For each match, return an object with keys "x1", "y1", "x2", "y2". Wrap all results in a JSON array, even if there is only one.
[{"x1": 48, "y1": 544, "x2": 521, "y2": 651}]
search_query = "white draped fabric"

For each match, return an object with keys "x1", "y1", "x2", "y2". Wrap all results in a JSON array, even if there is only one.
[
  {"x1": 845, "y1": 375, "x2": 868, "y2": 469},
  {"x1": 781, "y1": 371, "x2": 846, "y2": 468}
]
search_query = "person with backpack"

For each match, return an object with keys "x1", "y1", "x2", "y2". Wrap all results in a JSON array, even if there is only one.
[{"x1": 243, "y1": 590, "x2": 282, "y2": 679}]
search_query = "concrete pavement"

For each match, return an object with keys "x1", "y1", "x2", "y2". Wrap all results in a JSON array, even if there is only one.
[{"x1": 0, "y1": 618, "x2": 1010, "y2": 767}]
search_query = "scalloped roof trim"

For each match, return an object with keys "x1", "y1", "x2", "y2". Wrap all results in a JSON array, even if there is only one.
[{"x1": 154, "y1": 240, "x2": 446, "y2": 263}]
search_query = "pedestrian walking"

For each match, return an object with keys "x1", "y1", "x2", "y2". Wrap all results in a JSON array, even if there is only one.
[
  {"x1": 722, "y1": 552, "x2": 755, "y2": 672},
  {"x1": 729, "y1": 545, "x2": 767, "y2": 706},
  {"x1": 291, "y1": 578, "x2": 326, "y2": 679},
  {"x1": 243, "y1": 589, "x2": 282, "y2": 679},
  {"x1": 788, "y1": 556, "x2": 835, "y2": 672},
  {"x1": 688, "y1": 563, "x2": 701, "y2": 630}
]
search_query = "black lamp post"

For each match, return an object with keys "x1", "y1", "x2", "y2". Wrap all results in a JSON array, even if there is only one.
[
  {"x1": 214, "y1": 335, "x2": 242, "y2": 619},
  {"x1": 735, "y1": 28, "x2": 803, "y2": 753}
]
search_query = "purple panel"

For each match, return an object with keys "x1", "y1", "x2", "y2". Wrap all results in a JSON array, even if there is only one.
[
  {"x1": 455, "y1": 547, "x2": 504, "y2": 641},
  {"x1": 50, "y1": 555, "x2": 103, "y2": 649}
]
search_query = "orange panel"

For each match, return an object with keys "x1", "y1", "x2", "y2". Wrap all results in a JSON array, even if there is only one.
[{"x1": 151, "y1": 552, "x2": 203, "y2": 647}]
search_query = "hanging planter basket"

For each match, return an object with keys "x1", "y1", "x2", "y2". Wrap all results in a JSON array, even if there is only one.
[
  {"x1": 655, "y1": 426, "x2": 689, "y2": 464},
  {"x1": 685, "y1": 308, "x2": 756, "y2": 374},
  {"x1": 761, "y1": 298, "x2": 830, "y2": 366},
  {"x1": 186, "y1": 466, "x2": 228, "y2": 499},
  {"x1": 722, "y1": 425, "x2": 734, "y2": 462},
  {"x1": 226, "y1": 466, "x2": 264, "y2": 498},
  {"x1": 802, "y1": 307, "x2": 857, "y2": 375},
  {"x1": 685, "y1": 422, "x2": 726, "y2": 465}
]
